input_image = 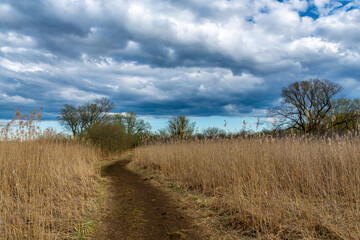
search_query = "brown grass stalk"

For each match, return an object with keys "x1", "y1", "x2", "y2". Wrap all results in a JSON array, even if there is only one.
[
  {"x1": 134, "y1": 137, "x2": 360, "y2": 239},
  {"x1": 0, "y1": 139, "x2": 100, "y2": 239},
  {"x1": 0, "y1": 109, "x2": 100, "y2": 239}
]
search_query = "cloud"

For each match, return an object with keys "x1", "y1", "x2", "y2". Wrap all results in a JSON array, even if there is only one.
[
  {"x1": 0, "y1": 93, "x2": 36, "y2": 104},
  {"x1": 0, "y1": 0, "x2": 359, "y2": 119},
  {"x1": 49, "y1": 87, "x2": 107, "y2": 102}
]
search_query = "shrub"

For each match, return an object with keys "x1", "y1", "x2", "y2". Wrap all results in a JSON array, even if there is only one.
[{"x1": 85, "y1": 121, "x2": 133, "y2": 155}]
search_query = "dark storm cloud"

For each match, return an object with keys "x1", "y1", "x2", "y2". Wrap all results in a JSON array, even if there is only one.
[{"x1": 0, "y1": 0, "x2": 360, "y2": 119}]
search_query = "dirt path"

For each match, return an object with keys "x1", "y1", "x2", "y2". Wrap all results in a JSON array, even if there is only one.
[{"x1": 92, "y1": 158, "x2": 204, "y2": 240}]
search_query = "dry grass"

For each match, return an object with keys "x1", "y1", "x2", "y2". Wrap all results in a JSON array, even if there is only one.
[
  {"x1": 134, "y1": 136, "x2": 360, "y2": 239},
  {"x1": 0, "y1": 109, "x2": 101, "y2": 239}
]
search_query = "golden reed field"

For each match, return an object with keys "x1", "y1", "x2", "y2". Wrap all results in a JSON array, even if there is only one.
[
  {"x1": 0, "y1": 111, "x2": 100, "y2": 239},
  {"x1": 135, "y1": 136, "x2": 360, "y2": 239}
]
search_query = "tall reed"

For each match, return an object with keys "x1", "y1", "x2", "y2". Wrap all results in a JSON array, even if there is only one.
[
  {"x1": 134, "y1": 136, "x2": 360, "y2": 239},
  {"x1": 0, "y1": 109, "x2": 100, "y2": 239}
]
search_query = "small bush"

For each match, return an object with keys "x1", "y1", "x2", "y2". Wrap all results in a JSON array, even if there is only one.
[{"x1": 86, "y1": 121, "x2": 133, "y2": 155}]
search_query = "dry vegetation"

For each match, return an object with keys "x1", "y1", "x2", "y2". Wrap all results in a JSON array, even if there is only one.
[
  {"x1": 0, "y1": 109, "x2": 100, "y2": 239},
  {"x1": 134, "y1": 136, "x2": 360, "y2": 239}
]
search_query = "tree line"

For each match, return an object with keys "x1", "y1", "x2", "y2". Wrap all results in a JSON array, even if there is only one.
[
  {"x1": 57, "y1": 98, "x2": 201, "y2": 154},
  {"x1": 58, "y1": 78, "x2": 360, "y2": 153}
]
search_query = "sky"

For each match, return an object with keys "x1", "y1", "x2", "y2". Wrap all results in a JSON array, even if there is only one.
[{"x1": 0, "y1": 0, "x2": 360, "y2": 133}]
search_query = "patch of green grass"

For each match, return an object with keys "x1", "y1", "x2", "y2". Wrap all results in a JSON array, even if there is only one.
[
  {"x1": 127, "y1": 152, "x2": 135, "y2": 159},
  {"x1": 72, "y1": 211, "x2": 98, "y2": 239}
]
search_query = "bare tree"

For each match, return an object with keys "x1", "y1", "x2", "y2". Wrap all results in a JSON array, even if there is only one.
[
  {"x1": 331, "y1": 98, "x2": 360, "y2": 133},
  {"x1": 58, "y1": 98, "x2": 114, "y2": 136},
  {"x1": 268, "y1": 79, "x2": 342, "y2": 133},
  {"x1": 113, "y1": 112, "x2": 151, "y2": 145},
  {"x1": 113, "y1": 112, "x2": 151, "y2": 136},
  {"x1": 58, "y1": 104, "x2": 80, "y2": 136},
  {"x1": 165, "y1": 115, "x2": 196, "y2": 137}
]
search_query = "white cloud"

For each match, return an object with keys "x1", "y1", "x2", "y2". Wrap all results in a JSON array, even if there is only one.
[
  {"x1": 0, "y1": 32, "x2": 35, "y2": 48},
  {"x1": 51, "y1": 88, "x2": 107, "y2": 102},
  {"x1": 224, "y1": 104, "x2": 238, "y2": 114},
  {"x1": 0, "y1": 58, "x2": 44, "y2": 72},
  {"x1": 314, "y1": 0, "x2": 330, "y2": 9},
  {"x1": 286, "y1": 37, "x2": 340, "y2": 57},
  {"x1": 124, "y1": 41, "x2": 140, "y2": 53},
  {"x1": 316, "y1": 9, "x2": 360, "y2": 47},
  {"x1": 0, "y1": 93, "x2": 36, "y2": 104},
  {"x1": 1, "y1": 0, "x2": 360, "y2": 118}
]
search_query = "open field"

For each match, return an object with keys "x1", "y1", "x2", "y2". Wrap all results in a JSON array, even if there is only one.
[
  {"x1": 134, "y1": 136, "x2": 360, "y2": 239},
  {"x1": 0, "y1": 138, "x2": 100, "y2": 239}
]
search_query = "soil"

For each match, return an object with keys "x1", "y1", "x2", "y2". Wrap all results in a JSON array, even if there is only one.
[{"x1": 92, "y1": 157, "x2": 204, "y2": 240}]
